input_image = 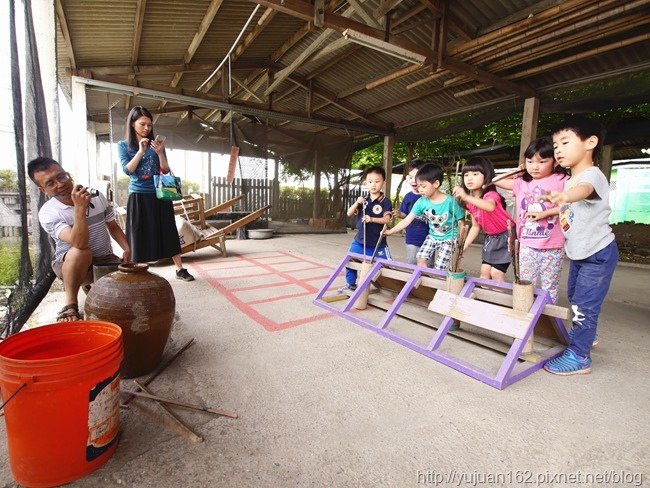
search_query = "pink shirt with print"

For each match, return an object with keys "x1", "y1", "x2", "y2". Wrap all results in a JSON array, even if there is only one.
[
  {"x1": 513, "y1": 173, "x2": 566, "y2": 250},
  {"x1": 466, "y1": 190, "x2": 514, "y2": 235}
]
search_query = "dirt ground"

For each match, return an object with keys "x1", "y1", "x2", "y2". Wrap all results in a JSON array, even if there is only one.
[{"x1": 612, "y1": 223, "x2": 650, "y2": 265}]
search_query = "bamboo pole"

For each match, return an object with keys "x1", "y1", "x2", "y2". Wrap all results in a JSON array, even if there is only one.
[
  {"x1": 449, "y1": 0, "x2": 606, "y2": 57},
  {"x1": 129, "y1": 398, "x2": 204, "y2": 443},
  {"x1": 459, "y1": 0, "x2": 620, "y2": 65},
  {"x1": 484, "y1": 13, "x2": 647, "y2": 72},
  {"x1": 131, "y1": 381, "x2": 238, "y2": 419},
  {"x1": 513, "y1": 281, "x2": 535, "y2": 354}
]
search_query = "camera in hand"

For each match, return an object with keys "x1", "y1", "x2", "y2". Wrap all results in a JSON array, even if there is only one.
[{"x1": 86, "y1": 187, "x2": 100, "y2": 197}]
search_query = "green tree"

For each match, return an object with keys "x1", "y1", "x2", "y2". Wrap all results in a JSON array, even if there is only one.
[{"x1": 0, "y1": 169, "x2": 18, "y2": 191}]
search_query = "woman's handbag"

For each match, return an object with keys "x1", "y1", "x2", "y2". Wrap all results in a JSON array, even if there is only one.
[{"x1": 153, "y1": 171, "x2": 182, "y2": 201}]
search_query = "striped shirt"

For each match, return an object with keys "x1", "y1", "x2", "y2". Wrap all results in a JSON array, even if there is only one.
[{"x1": 39, "y1": 194, "x2": 115, "y2": 260}]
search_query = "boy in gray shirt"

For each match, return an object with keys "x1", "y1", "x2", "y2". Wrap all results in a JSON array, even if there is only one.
[{"x1": 541, "y1": 117, "x2": 618, "y2": 375}]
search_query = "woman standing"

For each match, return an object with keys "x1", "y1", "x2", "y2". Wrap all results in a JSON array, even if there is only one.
[{"x1": 117, "y1": 106, "x2": 194, "y2": 281}]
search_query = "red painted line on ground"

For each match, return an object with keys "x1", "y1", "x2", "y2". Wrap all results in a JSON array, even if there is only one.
[
  {"x1": 200, "y1": 262, "x2": 260, "y2": 271},
  {"x1": 208, "y1": 270, "x2": 274, "y2": 280},
  {"x1": 192, "y1": 252, "x2": 339, "y2": 331},
  {"x1": 230, "y1": 280, "x2": 291, "y2": 292},
  {"x1": 245, "y1": 290, "x2": 315, "y2": 305}
]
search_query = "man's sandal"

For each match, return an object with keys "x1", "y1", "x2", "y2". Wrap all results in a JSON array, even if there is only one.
[{"x1": 56, "y1": 304, "x2": 82, "y2": 322}]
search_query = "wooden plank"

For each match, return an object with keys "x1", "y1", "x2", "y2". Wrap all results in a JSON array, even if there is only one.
[
  {"x1": 218, "y1": 205, "x2": 272, "y2": 235},
  {"x1": 203, "y1": 194, "x2": 245, "y2": 217},
  {"x1": 366, "y1": 292, "x2": 561, "y2": 353},
  {"x1": 472, "y1": 287, "x2": 570, "y2": 320},
  {"x1": 428, "y1": 290, "x2": 532, "y2": 339}
]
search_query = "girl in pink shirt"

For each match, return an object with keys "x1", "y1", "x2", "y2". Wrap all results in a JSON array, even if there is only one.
[
  {"x1": 495, "y1": 138, "x2": 568, "y2": 303},
  {"x1": 453, "y1": 156, "x2": 515, "y2": 281}
]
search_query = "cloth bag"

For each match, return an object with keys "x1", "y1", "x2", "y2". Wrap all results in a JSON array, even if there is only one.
[{"x1": 154, "y1": 172, "x2": 182, "y2": 201}]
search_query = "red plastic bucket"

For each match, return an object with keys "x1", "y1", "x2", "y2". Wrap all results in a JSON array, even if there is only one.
[{"x1": 0, "y1": 321, "x2": 123, "y2": 487}]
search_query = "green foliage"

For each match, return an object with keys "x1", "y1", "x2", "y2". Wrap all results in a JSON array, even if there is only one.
[
  {"x1": 351, "y1": 103, "x2": 650, "y2": 169},
  {"x1": 0, "y1": 170, "x2": 18, "y2": 191},
  {"x1": 280, "y1": 186, "x2": 328, "y2": 200},
  {"x1": 183, "y1": 180, "x2": 201, "y2": 195},
  {"x1": 0, "y1": 241, "x2": 20, "y2": 285}
]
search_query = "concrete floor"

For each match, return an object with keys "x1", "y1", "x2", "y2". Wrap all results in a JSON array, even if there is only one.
[{"x1": 1, "y1": 231, "x2": 648, "y2": 487}]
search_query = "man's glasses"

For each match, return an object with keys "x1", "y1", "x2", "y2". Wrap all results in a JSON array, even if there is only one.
[{"x1": 42, "y1": 172, "x2": 71, "y2": 189}]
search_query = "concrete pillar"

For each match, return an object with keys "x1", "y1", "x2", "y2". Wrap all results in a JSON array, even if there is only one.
[
  {"x1": 32, "y1": 0, "x2": 59, "y2": 159},
  {"x1": 519, "y1": 97, "x2": 539, "y2": 165},
  {"x1": 600, "y1": 144, "x2": 614, "y2": 182},
  {"x1": 71, "y1": 76, "x2": 90, "y2": 184},
  {"x1": 383, "y1": 135, "x2": 394, "y2": 200}
]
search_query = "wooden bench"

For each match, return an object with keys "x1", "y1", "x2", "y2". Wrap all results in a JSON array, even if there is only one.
[{"x1": 173, "y1": 194, "x2": 272, "y2": 256}]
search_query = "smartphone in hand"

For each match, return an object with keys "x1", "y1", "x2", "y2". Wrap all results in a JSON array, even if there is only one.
[{"x1": 155, "y1": 135, "x2": 166, "y2": 143}]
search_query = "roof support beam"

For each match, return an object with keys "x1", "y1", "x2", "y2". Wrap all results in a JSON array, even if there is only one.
[
  {"x1": 170, "y1": 0, "x2": 224, "y2": 88},
  {"x1": 346, "y1": 0, "x2": 382, "y2": 28},
  {"x1": 418, "y1": 0, "x2": 474, "y2": 40},
  {"x1": 287, "y1": 75, "x2": 389, "y2": 127},
  {"x1": 79, "y1": 61, "x2": 274, "y2": 77},
  {"x1": 374, "y1": 0, "x2": 406, "y2": 19},
  {"x1": 131, "y1": 0, "x2": 146, "y2": 65},
  {"x1": 249, "y1": 0, "x2": 534, "y2": 97},
  {"x1": 265, "y1": 3, "x2": 362, "y2": 96},
  {"x1": 54, "y1": 0, "x2": 76, "y2": 69},
  {"x1": 76, "y1": 76, "x2": 394, "y2": 136}
]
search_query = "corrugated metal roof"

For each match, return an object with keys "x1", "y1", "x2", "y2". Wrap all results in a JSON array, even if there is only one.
[{"x1": 54, "y1": 0, "x2": 649, "y2": 152}]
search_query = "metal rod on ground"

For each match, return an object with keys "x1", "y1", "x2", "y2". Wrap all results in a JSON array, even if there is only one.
[
  {"x1": 128, "y1": 394, "x2": 203, "y2": 443},
  {"x1": 130, "y1": 383, "x2": 238, "y2": 419},
  {"x1": 122, "y1": 338, "x2": 195, "y2": 406}
]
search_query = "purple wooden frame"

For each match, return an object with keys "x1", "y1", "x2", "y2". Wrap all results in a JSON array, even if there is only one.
[{"x1": 314, "y1": 253, "x2": 569, "y2": 390}]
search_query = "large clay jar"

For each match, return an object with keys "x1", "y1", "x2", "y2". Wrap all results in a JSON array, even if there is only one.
[{"x1": 84, "y1": 263, "x2": 176, "y2": 378}]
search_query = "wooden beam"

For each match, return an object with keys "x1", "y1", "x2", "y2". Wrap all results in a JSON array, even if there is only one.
[
  {"x1": 418, "y1": 0, "x2": 473, "y2": 40},
  {"x1": 383, "y1": 135, "x2": 395, "y2": 199},
  {"x1": 436, "y1": 0, "x2": 447, "y2": 69},
  {"x1": 231, "y1": 75, "x2": 263, "y2": 102},
  {"x1": 368, "y1": 82, "x2": 447, "y2": 115},
  {"x1": 477, "y1": 0, "x2": 566, "y2": 36},
  {"x1": 314, "y1": 0, "x2": 325, "y2": 27},
  {"x1": 405, "y1": 70, "x2": 446, "y2": 90},
  {"x1": 265, "y1": 3, "x2": 364, "y2": 96},
  {"x1": 288, "y1": 75, "x2": 389, "y2": 127},
  {"x1": 346, "y1": 0, "x2": 382, "y2": 28},
  {"x1": 443, "y1": 57, "x2": 534, "y2": 97},
  {"x1": 392, "y1": 4, "x2": 427, "y2": 29},
  {"x1": 199, "y1": 7, "x2": 276, "y2": 95},
  {"x1": 265, "y1": 29, "x2": 332, "y2": 95},
  {"x1": 519, "y1": 97, "x2": 539, "y2": 165},
  {"x1": 80, "y1": 61, "x2": 273, "y2": 77},
  {"x1": 170, "y1": 0, "x2": 224, "y2": 88},
  {"x1": 374, "y1": 0, "x2": 406, "y2": 19},
  {"x1": 131, "y1": 0, "x2": 147, "y2": 66},
  {"x1": 54, "y1": 0, "x2": 76, "y2": 69},
  {"x1": 365, "y1": 63, "x2": 424, "y2": 90},
  {"x1": 250, "y1": 0, "x2": 535, "y2": 97}
]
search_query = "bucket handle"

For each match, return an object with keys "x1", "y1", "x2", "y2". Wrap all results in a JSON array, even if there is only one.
[{"x1": 0, "y1": 383, "x2": 27, "y2": 414}]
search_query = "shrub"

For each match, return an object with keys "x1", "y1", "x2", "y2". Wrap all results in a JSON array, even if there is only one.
[{"x1": 0, "y1": 241, "x2": 21, "y2": 285}]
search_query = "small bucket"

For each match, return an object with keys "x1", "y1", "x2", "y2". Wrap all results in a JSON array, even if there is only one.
[{"x1": 0, "y1": 321, "x2": 123, "y2": 487}]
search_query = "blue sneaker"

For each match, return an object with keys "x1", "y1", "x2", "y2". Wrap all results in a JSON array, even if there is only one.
[{"x1": 544, "y1": 348, "x2": 592, "y2": 376}]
